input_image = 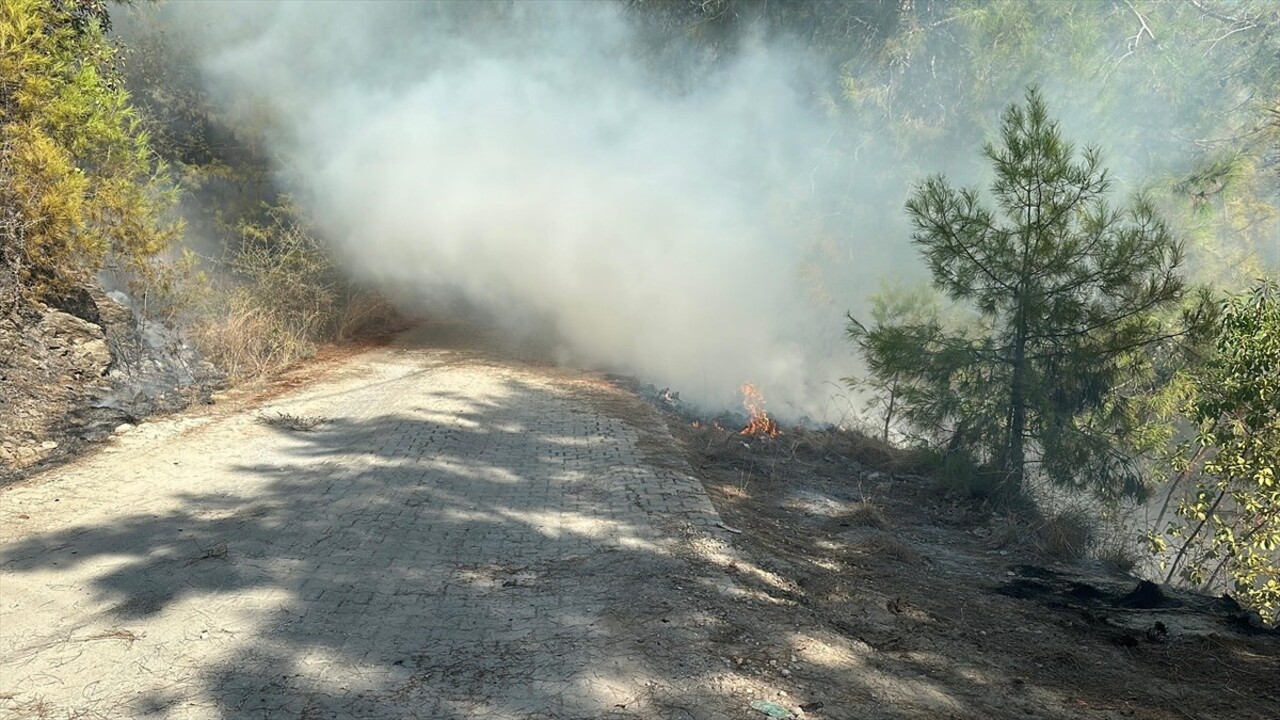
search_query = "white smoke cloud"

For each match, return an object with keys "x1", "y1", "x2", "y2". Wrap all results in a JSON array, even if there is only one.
[
  {"x1": 136, "y1": 3, "x2": 1275, "y2": 421},
  {"x1": 146, "y1": 1, "x2": 878, "y2": 419}
]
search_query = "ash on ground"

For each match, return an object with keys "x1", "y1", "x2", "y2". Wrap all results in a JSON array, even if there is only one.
[
  {"x1": 636, "y1": 382, "x2": 751, "y2": 432},
  {"x1": 1, "y1": 281, "x2": 222, "y2": 484}
]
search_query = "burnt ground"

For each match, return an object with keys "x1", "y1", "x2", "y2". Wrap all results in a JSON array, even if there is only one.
[
  {"x1": 0, "y1": 306, "x2": 407, "y2": 490},
  {"x1": 651, "y1": 410, "x2": 1280, "y2": 720}
]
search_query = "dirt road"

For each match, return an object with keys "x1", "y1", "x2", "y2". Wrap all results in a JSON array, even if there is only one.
[{"x1": 0, "y1": 322, "x2": 738, "y2": 719}]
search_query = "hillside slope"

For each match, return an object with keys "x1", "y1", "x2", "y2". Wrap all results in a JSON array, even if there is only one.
[{"x1": 666, "y1": 416, "x2": 1280, "y2": 719}]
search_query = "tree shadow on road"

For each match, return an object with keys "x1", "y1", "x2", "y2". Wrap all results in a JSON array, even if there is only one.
[{"x1": 4, "y1": 375, "x2": 725, "y2": 718}]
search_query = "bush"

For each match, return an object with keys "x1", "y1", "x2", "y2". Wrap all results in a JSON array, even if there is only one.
[
  {"x1": 849, "y1": 88, "x2": 1187, "y2": 503},
  {"x1": 1033, "y1": 508, "x2": 1096, "y2": 563},
  {"x1": 176, "y1": 206, "x2": 332, "y2": 381},
  {"x1": 173, "y1": 203, "x2": 401, "y2": 382},
  {"x1": 1155, "y1": 280, "x2": 1280, "y2": 624},
  {"x1": 925, "y1": 448, "x2": 1004, "y2": 502},
  {"x1": 0, "y1": 0, "x2": 178, "y2": 301}
]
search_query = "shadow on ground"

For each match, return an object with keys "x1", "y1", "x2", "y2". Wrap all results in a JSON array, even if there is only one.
[{"x1": 0, "y1": 351, "x2": 767, "y2": 719}]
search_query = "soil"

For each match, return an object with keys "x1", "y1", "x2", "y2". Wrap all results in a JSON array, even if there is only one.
[{"x1": 649, "y1": 412, "x2": 1280, "y2": 720}]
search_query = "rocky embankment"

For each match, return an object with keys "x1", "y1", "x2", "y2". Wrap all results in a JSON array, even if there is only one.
[{"x1": 0, "y1": 283, "x2": 220, "y2": 483}]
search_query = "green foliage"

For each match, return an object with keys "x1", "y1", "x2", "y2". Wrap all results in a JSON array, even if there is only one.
[
  {"x1": 851, "y1": 88, "x2": 1188, "y2": 501},
  {"x1": 230, "y1": 203, "x2": 340, "y2": 341},
  {"x1": 844, "y1": 281, "x2": 943, "y2": 443},
  {"x1": 118, "y1": 10, "x2": 277, "y2": 227},
  {"x1": 175, "y1": 201, "x2": 345, "y2": 381},
  {"x1": 117, "y1": 11, "x2": 402, "y2": 382},
  {"x1": 1155, "y1": 281, "x2": 1280, "y2": 624},
  {"x1": 0, "y1": 0, "x2": 178, "y2": 302},
  {"x1": 840, "y1": 2, "x2": 1280, "y2": 156},
  {"x1": 920, "y1": 446, "x2": 1004, "y2": 502}
]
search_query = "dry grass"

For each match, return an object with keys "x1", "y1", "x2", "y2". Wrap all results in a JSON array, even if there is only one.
[
  {"x1": 1090, "y1": 519, "x2": 1142, "y2": 575},
  {"x1": 1033, "y1": 508, "x2": 1096, "y2": 562},
  {"x1": 986, "y1": 513, "x2": 1025, "y2": 550},
  {"x1": 188, "y1": 299, "x2": 318, "y2": 382},
  {"x1": 188, "y1": 289, "x2": 403, "y2": 384},
  {"x1": 335, "y1": 290, "x2": 402, "y2": 341},
  {"x1": 1094, "y1": 543, "x2": 1139, "y2": 574},
  {"x1": 6, "y1": 697, "x2": 53, "y2": 719},
  {"x1": 84, "y1": 628, "x2": 141, "y2": 644},
  {"x1": 861, "y1": 534, "x2": 922, "y2": 564},
  {"x1": 163, "y1": 204, "x2": 403, "y2": 385},
  {"x1": 259, "y1": 412, "x2": 327, "y2": 432},
  {"x1": 781, "y1": 426, "x2": 928, "y2": 474},
  {"x1": 843, "y1": 499, "x2": 889, "y2": 529}
]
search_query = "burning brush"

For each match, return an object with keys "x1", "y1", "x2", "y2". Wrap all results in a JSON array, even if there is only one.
[{"x1": 739, "y1": 382, "x2": 781, "y2": 438}]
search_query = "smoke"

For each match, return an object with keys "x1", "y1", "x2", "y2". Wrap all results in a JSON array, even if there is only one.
[
  {"x1": 301, "y1": 20, "x2": 842, "y2": 415},
  {"x1": 119, "y1": 1, "x2": 1277, "y2": 420},
  {"x1": 136, "y1": 1, "x2": 881, "y2": 419}
]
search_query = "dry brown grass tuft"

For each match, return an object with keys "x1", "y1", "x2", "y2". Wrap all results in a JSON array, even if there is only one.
[
  {"x1": 862, "y1": 534, "x2": 921, "y2": 564},
  {"x1": 84, "y1": 628, "x2": 141, "y2": 644},
  {"x1": 188, "y1": 297, "x2": 319, "y2": 382},
  {"x1": 335, "y1": 290, "x2": 402, "y2": 341},
  {"x1": 1033, "y1": 508, "x2": 1096, "y2": 563},
  {"x1": 260, "y1": 412, "x2": 327, "y2": 432},
  {"x1": 1094, "y1": 543, "x2": 1139, "y2": 575},
  {"x1": 784, "y1": 426, "x2": 927, "y2": 474},
  {"x1": 163, "y1": 205, "x2": 403, "y2": 386},
  {"x1": 844, "y1": 499, "x2": 889, "y2": 529}
]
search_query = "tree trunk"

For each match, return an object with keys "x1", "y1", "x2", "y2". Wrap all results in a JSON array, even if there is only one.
[
  {"x1": 1166, "y1": 489, "x2": 1227, "y2": 584},
  {"x1": 882, "y1": 377, "x2": 898, "y2": 444},
  {"x1": 1005, "y1": 308, "x2": 1029, "y2": 497}
]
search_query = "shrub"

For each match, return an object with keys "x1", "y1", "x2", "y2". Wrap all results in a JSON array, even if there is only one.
[
  {"x1": 0, "y1": 0, "x2": 178, "y2": 301},
  {"x1": 848, "y1": 88, "x2": 1187, "y2": 503},
  {"x1": 178, "y1": 204, "x2": 342, "y2": 381},
  {"x1": 1034, "y1": 508, "x2": 1096, "y2": 563},
  {"x1": 925, "y1": 448, "x2": 1004, "y2": 502},
  {"x1": 1154, "y1": 280, "x2": 1280, "y2": 624}
]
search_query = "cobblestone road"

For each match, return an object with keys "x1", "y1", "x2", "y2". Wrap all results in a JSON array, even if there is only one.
[{"x1": 0, "y1": 322, "x2": 727, "y2": 719}]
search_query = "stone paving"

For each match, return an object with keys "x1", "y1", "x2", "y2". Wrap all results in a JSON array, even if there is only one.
[{"x1": 0, "y1": 322, "x2": 725, "y2": 719}]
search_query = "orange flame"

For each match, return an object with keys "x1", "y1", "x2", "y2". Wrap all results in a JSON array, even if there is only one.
[{"x1": 739, "y1": 382, "x2": 780, "y2": 438}]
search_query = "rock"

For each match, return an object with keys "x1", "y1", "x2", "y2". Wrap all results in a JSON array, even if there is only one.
[
  {"x1": 114, "y1": 423, "x2": 135, "y2": 434},
  {"x1": 36, "y1": 309, "x2": 111, "y2": 376},
  {"x1": 2, "y1": 283, "x2": 220, "y2": 484},
  {"x1": 74, "y1": 338, "x2": 111, "y2": 372}
]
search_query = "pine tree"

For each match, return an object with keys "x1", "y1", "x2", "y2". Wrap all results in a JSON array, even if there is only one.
[{"x1": 851, "y1": 87, "x2": 1187, "y2": 499}]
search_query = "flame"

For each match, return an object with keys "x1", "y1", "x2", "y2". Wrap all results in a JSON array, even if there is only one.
[{"x1": 739, "y1": 382, "x2": 781, "y2": 438}]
